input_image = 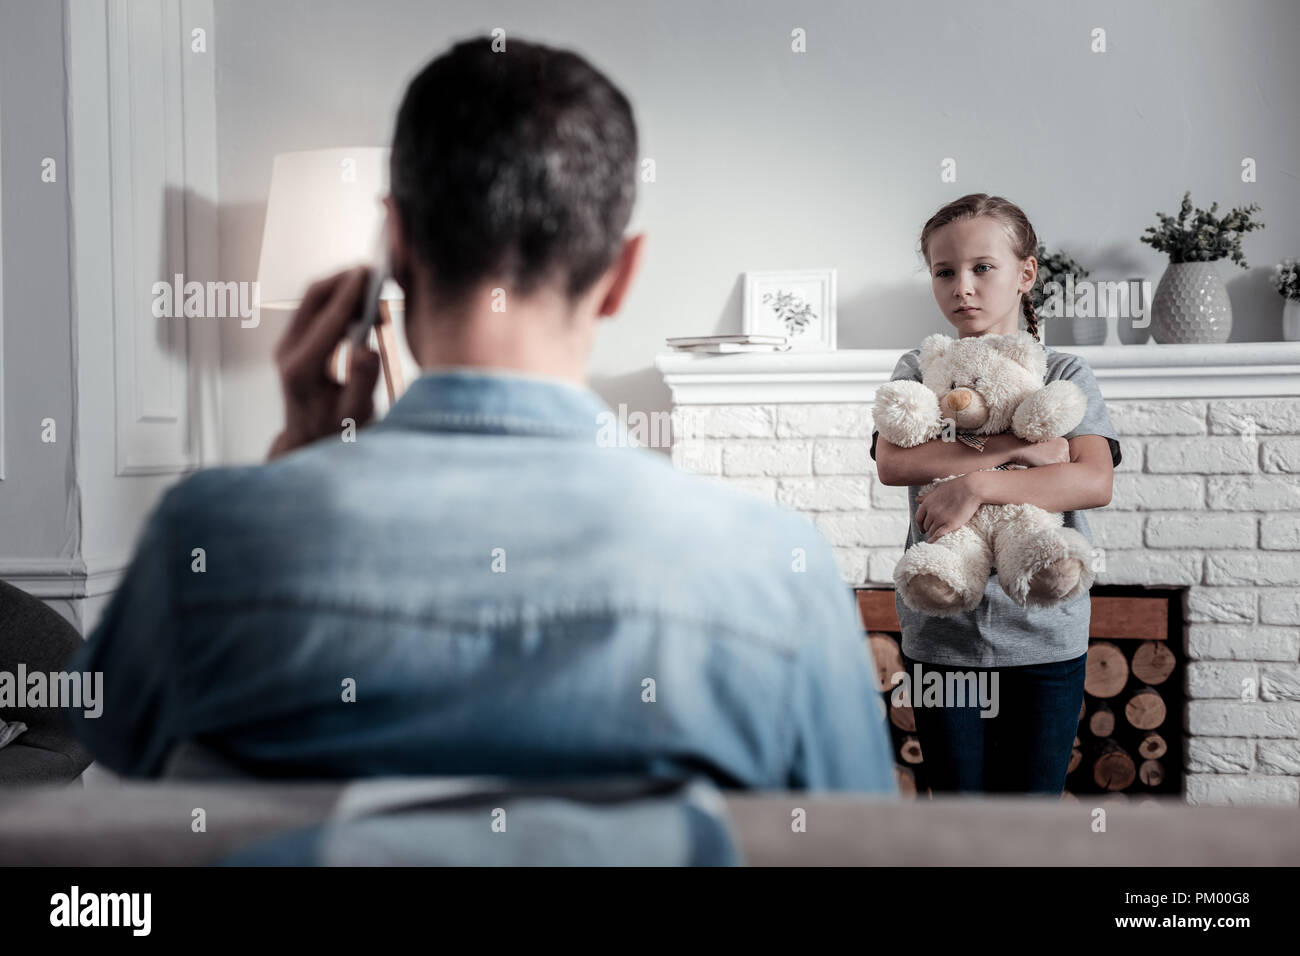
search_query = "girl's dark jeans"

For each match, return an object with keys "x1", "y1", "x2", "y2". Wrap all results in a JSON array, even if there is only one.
[{"x1": 901, "y1": 651, "x2": 1087, "y2": 795}]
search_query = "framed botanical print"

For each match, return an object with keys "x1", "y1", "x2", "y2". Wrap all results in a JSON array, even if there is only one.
[{"x1": 742, "y1": 269, "x2": 837, "y2": 351}]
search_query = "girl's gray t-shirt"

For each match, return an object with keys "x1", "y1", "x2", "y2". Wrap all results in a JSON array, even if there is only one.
[{"x1": 869, "y1": 346, "x2": 1122, "y2": 668}]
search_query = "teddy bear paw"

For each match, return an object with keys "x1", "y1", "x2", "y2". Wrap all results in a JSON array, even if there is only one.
[
  {"x1": 1025, "y1": 557, "x2": 1084, "y2": 606},
  {"x1": 999, "y1": 527, "x2": 1094, "y2": 608},
  {"x1": 898, "y1": 569, "x2": 981, "y2": 616},
  {"x1": 911, "y1": 572, "x2": 963, "y2": 608}
]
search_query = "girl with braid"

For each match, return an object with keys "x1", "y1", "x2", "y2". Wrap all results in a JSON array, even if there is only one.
[{"x1": 871, "y1": 194, "x2": 1122, "y2": 794}]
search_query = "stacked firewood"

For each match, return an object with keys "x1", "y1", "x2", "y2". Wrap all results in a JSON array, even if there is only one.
[
  {"x1": 865, "y1": 632, "x2": 924, "y2": 797},
  {"x1": 1068, "y1": 639, "x2": 1176, "y2": 795},
  {"x1": 864, "y1": 632, "x2": 1179, "y2": 799}
]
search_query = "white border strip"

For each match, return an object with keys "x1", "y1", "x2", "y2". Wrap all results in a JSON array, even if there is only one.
[{"x1": 656, "y1": 342, "x2": 1300, "y2": 404}]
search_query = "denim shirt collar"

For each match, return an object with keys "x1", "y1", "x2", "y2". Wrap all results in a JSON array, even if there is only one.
[{"x1": 373, "y1": 366, "x2": 618, "y2": 440}]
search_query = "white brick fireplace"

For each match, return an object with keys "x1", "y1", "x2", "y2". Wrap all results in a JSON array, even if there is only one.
[{"x1": 656, "y1": 342, "x2": 1300, "y2": 807}]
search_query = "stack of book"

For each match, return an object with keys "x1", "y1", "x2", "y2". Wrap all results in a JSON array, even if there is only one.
[{"x1": 665, "y1": 334, "x2": 791, "y2": 353}]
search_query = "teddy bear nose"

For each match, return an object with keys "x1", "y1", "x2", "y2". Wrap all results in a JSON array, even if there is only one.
[{"x1": 946, "y1": 389, "x2": 972, "y2": 411}]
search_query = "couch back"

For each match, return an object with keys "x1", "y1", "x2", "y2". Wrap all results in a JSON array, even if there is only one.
[{"x1": 1, "y1": 780, "x2": 1296, "y2": 865}]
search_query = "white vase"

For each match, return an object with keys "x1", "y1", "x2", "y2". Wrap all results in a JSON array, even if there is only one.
[
  {"x1": 1151, "y1": 261, "x2": 1233, "y2": 344},
  {"x1": 1284, "y1": 298, "x2": 1300, "y2": 342},
  {"x1": 1117, "y1": 277, "x2": 1151, "y2": 345},
  {"x1": 1070, "y1": 313, "x2": 1108, "y2": 346}
]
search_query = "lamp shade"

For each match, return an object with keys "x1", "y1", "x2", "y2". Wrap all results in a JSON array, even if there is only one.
[{"x1": 255, "y1": 147, "x2": 404, "y2": 310}]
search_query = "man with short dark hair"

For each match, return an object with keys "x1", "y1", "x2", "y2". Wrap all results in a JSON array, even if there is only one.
[{"x1": 68, "y1": 37, "x2": 896, "y2": 793}]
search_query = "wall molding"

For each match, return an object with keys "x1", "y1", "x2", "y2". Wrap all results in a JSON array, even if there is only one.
[
  {"x1": 67, "y1": 0, "x2": 221, "y2": 476},
  {"x1": 107, "y1": 0, "x2": 195, "y2": 473},
  {"x1": 0, "y1": 554, "x2": 131, "y2": 599}
]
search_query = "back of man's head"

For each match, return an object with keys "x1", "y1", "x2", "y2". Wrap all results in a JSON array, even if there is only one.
[{"x1": 389, "y1": 36, "x2": 639, "y2": 315}]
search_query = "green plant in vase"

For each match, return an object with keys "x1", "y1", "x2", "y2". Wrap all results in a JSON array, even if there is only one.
[
  {"x1": 1140, "y1": 191, "x2": 1264, "y2": 344},
  {"x1": 1032, "y1": 244, "x2": 1104, "y2": 345},
  {"x1": 1272, "y1": 258, "x2": 1300, "y2": 342}
]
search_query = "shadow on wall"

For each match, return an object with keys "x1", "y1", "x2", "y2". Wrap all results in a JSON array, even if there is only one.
[
  {"x1": 1225, "y1": 268, "x2": 1288, "y2": 342},
  {"x1": 837, "y1": 277, "x2": 949, "y2": 350},
  {"x1": 588, "y1": 367, "x2": 674, "y2": 459}
]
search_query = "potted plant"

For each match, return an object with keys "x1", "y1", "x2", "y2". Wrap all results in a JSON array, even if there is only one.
[
  {"x1": 1271, "y1": 258, "x2": 1300, "y2": 341},
  {"x1": 1031, "y1": 244, "x2": 1106, "y2": 345},
  {"x1": 1140, "y1": 191, "x2": 1264, "y2": 343}
]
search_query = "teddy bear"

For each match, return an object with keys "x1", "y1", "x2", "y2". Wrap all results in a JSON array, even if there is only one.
[{"x1": 872, "y1": 330, "x2": 1094, "y2": 615}]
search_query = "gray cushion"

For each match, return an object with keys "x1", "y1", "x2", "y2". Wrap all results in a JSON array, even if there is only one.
[
  {"x1": 0, "y1": 580, "x2": 94, "y2": 783},
  {"x1": 0, "y1": 743, "x2": 85, "y2": 786}
]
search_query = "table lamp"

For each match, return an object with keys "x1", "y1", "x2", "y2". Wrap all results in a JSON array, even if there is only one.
[{"x1": 256, "y1": 146, "x2": 407, "y2": 402}]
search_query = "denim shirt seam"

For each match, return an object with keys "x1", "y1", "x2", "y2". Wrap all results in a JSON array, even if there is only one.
[
  {"x1": 776, "y1": 581, "x2": 836, "y2": 787},
  {"x1": 372, "y1": 411, "x2": 599, "y2": 439},
  {"x1": 776, "y1": 627, "x2": 806, "y2": 788},
  {"x1": 174, "y1": 593, "x2": 801, "y2": 657}
]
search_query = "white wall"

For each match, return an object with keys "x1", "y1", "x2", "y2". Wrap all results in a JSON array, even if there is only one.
[
  {"x1": 0, "y1": 0, "x2": 220, "y2": 631},
  {"x1": 212, "y1": 0, "x2": 1300, "y2": 465},
  {"x1": 0, "y1": 0, "x2": 82, "y2": 624}
]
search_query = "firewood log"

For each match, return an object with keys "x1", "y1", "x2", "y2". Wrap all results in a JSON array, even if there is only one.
[
  {"x1": 1085, "y1": 641, "x2": 1129, "y2": 698},
  {"x1": 1131, "y1": 640, "x2": 1175, "y2": 686},
  {"x1": 895, "y1": 764, "x2": 917, "y2": 796},
  {"x1": 867, "y1": 632, "x2": 904, "y2": 693},
  {"x1": 1092, "y1": 738, "x2": 1136, "y2": 791},
  {"x1": 1088, "y1": 702, "x2": 1116, "y2": 738},
  {"x1": 1137, "y1": 732, "x2": 1167, "y2": 760},
  {"x1": 1139, "y1": 759, "x2": 1165, "y2": 787},
  {"x1": 1125, "y1": 686, "x2": 1167, "y2": 730}
]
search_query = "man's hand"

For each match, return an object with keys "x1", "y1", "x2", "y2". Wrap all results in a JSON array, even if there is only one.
[
  {"x1": 267, "y1": 266, "x2": 381, "y2": 460},
  {"x1": 914, "y1": 473, "x2": 984, "y2": 542},
  {"x1": 1007, "y1": 435, "x2": 1071, "y2": 468}
]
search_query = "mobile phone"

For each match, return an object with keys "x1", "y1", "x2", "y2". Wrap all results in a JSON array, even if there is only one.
[{"x1": 345, "y1": 225, "x2": 390, "y2": 349}]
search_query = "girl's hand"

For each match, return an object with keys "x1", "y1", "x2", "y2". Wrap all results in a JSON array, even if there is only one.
[
  {"x1": 1009, "y1": 435, "x2": 1071, "y2": 468},
  {"x1": 915, "y1": 474, "x2": 984, "y2": 542}
]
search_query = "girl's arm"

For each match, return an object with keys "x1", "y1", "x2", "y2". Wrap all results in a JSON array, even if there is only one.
[
  {"x1": 877, "y1": 432, "x2": 1023, "y2": 486},
  {"x1": 969, "y1": 435, "x2": 1114, "y2": 511}
]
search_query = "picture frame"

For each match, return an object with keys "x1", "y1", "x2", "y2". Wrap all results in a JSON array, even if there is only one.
[{"x1": 742, "y1": 269, "x2": 837, "y2": 351}]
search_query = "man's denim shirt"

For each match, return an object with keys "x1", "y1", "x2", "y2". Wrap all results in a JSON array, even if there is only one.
[{"x1": 67, "y1": 368, "x2": 897, "y2": 793}]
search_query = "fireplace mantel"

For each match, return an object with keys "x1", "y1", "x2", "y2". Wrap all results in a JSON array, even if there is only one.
[{"x1": 655, "y1": 342, "x2": 1300, "y2": 404}]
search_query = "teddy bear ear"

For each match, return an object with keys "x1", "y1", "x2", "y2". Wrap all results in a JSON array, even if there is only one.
[
  {"x1": 918, "y1": 333, "x2": 954, "y2": 368},
  {"x1": 990, "y1": 330, "x2": 1046, "y2": 374}
]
